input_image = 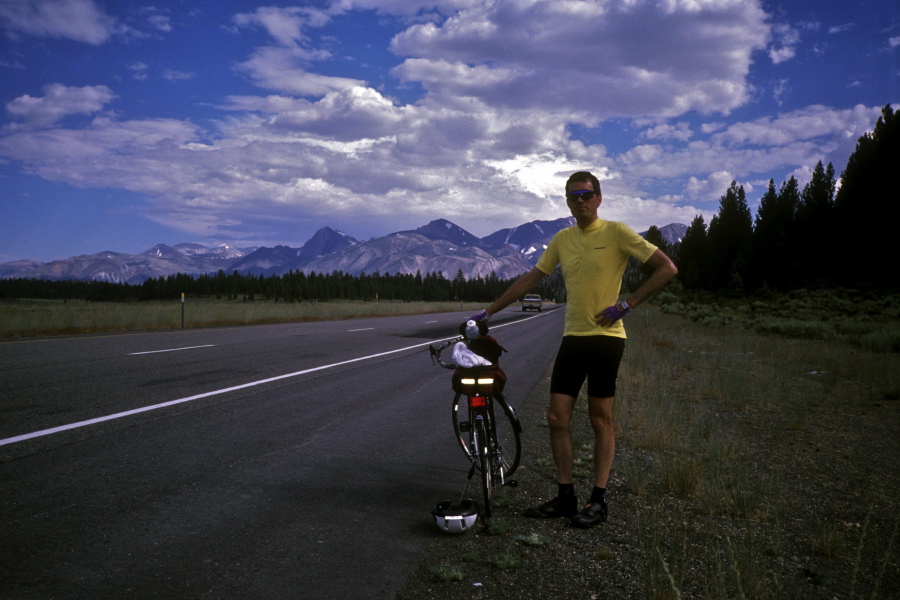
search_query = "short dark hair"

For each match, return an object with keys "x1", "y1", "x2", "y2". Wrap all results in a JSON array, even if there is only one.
[{"x1": 566, "y1": 171, "x2": 601, "y2": 195}]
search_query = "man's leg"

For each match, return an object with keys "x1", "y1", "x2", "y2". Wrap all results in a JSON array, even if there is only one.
[
  {"x1": 548, "y1": 393, "x2": 577, "y2": 484},
  {"x1": 523, "y1": 393, "x2": 579, "y2": 518},
  {"x1": 588, "y1": 395, "x2": 615, "y2": 488},
  {"x1": 570, "y1": 394, "x2": 614, "y2": 528}
]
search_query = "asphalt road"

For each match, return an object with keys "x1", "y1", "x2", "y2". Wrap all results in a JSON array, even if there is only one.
[{"x1": 0, "y1": 306, "x2": 565, "y2": 599}]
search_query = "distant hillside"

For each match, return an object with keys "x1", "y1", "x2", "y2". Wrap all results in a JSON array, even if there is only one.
[
  {"x1": 641, "y1": 223, "x2": 688, "y2": 246},
  {"x1": 297, "y1": 231, "x2": 534, "y2": 280},
  {"x1": 1, "y1": 218, "x2": 689, "y2": 283},
  {"x1": 482, "y1": 217, "x2": 575, "y2": 265}
]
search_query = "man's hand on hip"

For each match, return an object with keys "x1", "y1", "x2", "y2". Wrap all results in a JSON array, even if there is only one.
[{"x1": 598, "y1": 301, "x2": 631, "y2": 326}]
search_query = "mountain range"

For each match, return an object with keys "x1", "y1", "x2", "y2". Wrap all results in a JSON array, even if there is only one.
[{"x1": 0, "y1": 219, "x2": 687, "y2": 284}]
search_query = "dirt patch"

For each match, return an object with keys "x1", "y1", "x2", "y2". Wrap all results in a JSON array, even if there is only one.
[{"x1": 395, "y1": 310, "x2": 900, "y2": 600}]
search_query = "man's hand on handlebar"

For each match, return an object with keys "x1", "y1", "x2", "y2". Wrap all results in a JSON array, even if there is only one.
[{"x1": 469, "y1": 309, "x2": 490, "y2": 322}]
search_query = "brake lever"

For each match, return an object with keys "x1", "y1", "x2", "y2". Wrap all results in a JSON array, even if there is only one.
[{"x1": 429, "y1": 344, "x2": 438, "y2": 366}]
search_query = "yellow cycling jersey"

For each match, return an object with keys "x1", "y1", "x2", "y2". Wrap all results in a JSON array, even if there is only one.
[{"x1": 535, "y1": 219, "x2": 658, "y2": 338}]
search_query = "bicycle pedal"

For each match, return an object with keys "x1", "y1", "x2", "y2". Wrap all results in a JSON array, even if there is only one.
[{"x1": 459, "y1": 421, "x2": 471, "y2": 432}]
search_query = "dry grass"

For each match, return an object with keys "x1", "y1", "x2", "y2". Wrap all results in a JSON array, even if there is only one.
[
  {"x1": 0, "y1": 298, "x2": 484, "y2": 338},
  {"x1": 609, "y1": 307, "x2": 899, "y2": 599},
  {"x1": 397, "y1": 301, "x2": 900, "y2": 600}
]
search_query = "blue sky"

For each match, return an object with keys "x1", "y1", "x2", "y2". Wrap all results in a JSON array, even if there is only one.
[{"x1": 1, "y1": 0, "x2": 897, "y2": 263}]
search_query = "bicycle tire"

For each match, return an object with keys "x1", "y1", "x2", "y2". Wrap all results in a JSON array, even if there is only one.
[
  {"x1": 452, "y1": 393, "x2": 522, "y2": 477},
  {"x1": 475, "y1": 418, "x2": 493, "y2": 518}
]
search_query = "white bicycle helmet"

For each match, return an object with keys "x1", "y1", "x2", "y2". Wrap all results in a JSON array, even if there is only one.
[{"x1": 432, "y1": 499, "x2": 479, "y2": 534}]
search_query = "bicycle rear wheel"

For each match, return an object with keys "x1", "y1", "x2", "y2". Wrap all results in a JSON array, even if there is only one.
[
  {"x1": 452, "y1": 393, "x2": 522, "y2": 477},
  {"x1": 475, "y1": 418, "x2": 493, "y2": 518}
]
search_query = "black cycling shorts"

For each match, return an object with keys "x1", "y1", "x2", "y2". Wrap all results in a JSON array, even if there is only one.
[{"x1": 550, "y1": 335, "x2": 626, "y2": 399}]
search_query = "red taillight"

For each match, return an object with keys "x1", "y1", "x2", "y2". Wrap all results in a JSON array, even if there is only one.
[{"x1": 469, "y1": 395, "x2": 486, "y2": 408}]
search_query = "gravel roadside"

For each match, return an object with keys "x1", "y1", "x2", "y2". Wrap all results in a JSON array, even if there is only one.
[
  {"x1": 395, "y1": 312, "x2": 900, "y2": 600},
  {"x1": 395, "y1": 358, "x2": 650, "y2": 600}
]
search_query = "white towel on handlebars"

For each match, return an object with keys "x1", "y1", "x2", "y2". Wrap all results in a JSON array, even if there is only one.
[{"x1": 452, "y1": 342, "x2": 492, "y2": 368}]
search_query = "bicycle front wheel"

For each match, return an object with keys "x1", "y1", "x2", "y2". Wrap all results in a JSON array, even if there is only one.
[{"x1": 452, "y1": 393, "x2": 522, "y2": 477}]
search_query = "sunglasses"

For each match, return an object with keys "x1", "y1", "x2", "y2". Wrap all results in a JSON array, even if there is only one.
[{"x1": 565, "y1": 190, "x2": 597, "y2": 202}]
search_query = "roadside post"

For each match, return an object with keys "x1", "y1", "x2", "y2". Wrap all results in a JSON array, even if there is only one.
[{"x1": 181, "y1": 293, "x2": 185, "y2": 328}]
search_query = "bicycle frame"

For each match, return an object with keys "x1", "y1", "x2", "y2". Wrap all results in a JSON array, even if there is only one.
[
  {"x1": 430, "y1": 335, "x2": 522, "y2": 519},
  {"x1": 454, "y1": 372, "x2": 508, "y2": 483}
]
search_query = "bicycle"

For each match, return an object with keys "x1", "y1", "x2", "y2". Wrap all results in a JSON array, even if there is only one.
[{"x1": 429, "y1": 323, "x2": 522, "y2": 519}]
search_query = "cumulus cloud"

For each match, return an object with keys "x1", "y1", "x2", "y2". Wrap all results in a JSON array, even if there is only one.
[
  {"x1": 147, "y1": 14, "x2": 172, "y2": 33},
  {"x1": 768, "y1": 23, "x2": 801, "y2": 64},
  {"x1": 224, "y1": 87, "x2": 407, "y2": 142},
  {"x1": 711, "y1": 104, "x2": 880, "y2": 147},
  {"x1": 5, "y1": 84, "x2": 116, "y2": 128},
  {"x1": 0, "y1": 85, "x2": 582, "y2": 239},
  {"x1": 0, "y1": 0, "x2": 118, "y2": 44},
  {"x1": 0, "y1": 0, "x2": 887, "y2": 246},
  {"x1": 828, "y1": 23, "x2": 854, "y2": 35},
  {"x1": 700, "y1": 122, "x2": 726, "y2": 134},
  {"x1": 235, "y1": 47, "x2": 364, "y2": 95},
  {"x1": 330, "y1": 0, "x2": 483, "y2": 21},
  {"x1": 641, "y1": 122, "x2": 693, "y2": 142},
  {"x1": 599, "y1": 194, "x2": 708, "y2": 231},
  {"x1": 162, "y1": 70, "x2": 195, "y2": 82},
  {"x1": 128, "y1": 62, "x2": 149, "y2": 81},
  {"x1": 0, "y1": 94, "x2": 883, "y2": 241},
  {"x1": 620, "y1": 106, "x2": 880, "y2": 178},
  {"x1": 233, "y1": 6, "x2": 330, "y2": 50},
  {"x1": 232, "y1": 7, "x2": 366, "y2": 96},
  {"x1": 685, "y1": 171, "x2": 737, "y2": 201},
  {"x1": 773, "y1": 78, "x2": 790, "y2": 106},
  {"x1": 386, "y1": 0, "x2": 769, "y2": 119}
]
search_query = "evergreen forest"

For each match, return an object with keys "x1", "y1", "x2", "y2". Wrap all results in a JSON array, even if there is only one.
[
  {"x1": 636, "y1": 105, "x2": 897, "y2": 295},
  {"x1": 0, "y1": 268, "x2": 538, "y2": 305}
]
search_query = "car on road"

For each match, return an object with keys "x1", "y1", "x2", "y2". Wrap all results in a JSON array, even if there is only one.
[{"x1": 521, "y1": 294, "x2": 542, "y2": 312}]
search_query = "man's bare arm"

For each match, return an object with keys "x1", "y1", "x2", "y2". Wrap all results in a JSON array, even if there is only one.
[
  {"x1": 626, "y1": 250, "x2": 678, "y2": 308},
  {"x1": 625, "y1": 249, "x2": 678, "y2": 309},
  {"x1": 597, "y1": 249, "x2": 677, "y2": 326},
  {"x1": 485, "y1": 267, "x2": 547, "y2": 316}
]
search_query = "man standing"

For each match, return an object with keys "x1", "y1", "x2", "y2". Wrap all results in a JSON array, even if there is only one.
[{"x1": 471, "y1": 171, "x2": 677, "y2": 528}]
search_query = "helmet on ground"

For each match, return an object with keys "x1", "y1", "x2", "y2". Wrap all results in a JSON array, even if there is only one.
[{"x1": 431, "y1": 499, "x2": 479, "y2": 534}]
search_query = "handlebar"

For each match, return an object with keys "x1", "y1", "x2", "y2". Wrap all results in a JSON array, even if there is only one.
[{"x1": 429, "y1": 337, "x2": 462, "y2": 370}]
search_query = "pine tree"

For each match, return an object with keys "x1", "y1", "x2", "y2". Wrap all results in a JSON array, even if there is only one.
[
  {"x1": 834, "y1": 104, "x2": 899, "y2": 288},
  {"x1": 643, "y1": 226, "x2": 669, "y2": 255},
  {"x1": 794, "y1": 161, "x2": 836, "y2": 285},
  {"x1": 706, "y1": 182, "x2": 752, "y2": 294},
  {"x1": 677, "y1": 214, "x2": 709, "y2": 290},
  {"x1": 750, "y1": 178, "x2": 796, "y2": 291},
  {"x1": 452, "y1": 269, "x2": 466, "y2": 300}
]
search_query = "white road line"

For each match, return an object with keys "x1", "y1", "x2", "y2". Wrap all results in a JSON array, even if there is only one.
[
  {"x1": 0, "y1": 337, "x2": 451, "y2": 447},
  {"x1": 347, "y1": 328, "x2": 374, "y2": 332},
  {"x1": 128, "y1": 345, "x2": 215, "y2": 355},
  {"x1": 0, "y1": 310, "x2": 556, "y2": 448}
]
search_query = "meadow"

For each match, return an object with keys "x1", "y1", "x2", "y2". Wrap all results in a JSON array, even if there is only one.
[
  {"x1": 397, "y1": 298, "x2": 899, "y2": 600},
  {"x1": 656, "y1": 287, "x2": 900, "y2": 355},
  {"x1": 0, "y1": 297, "x2": 485, "y2": 338}
]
